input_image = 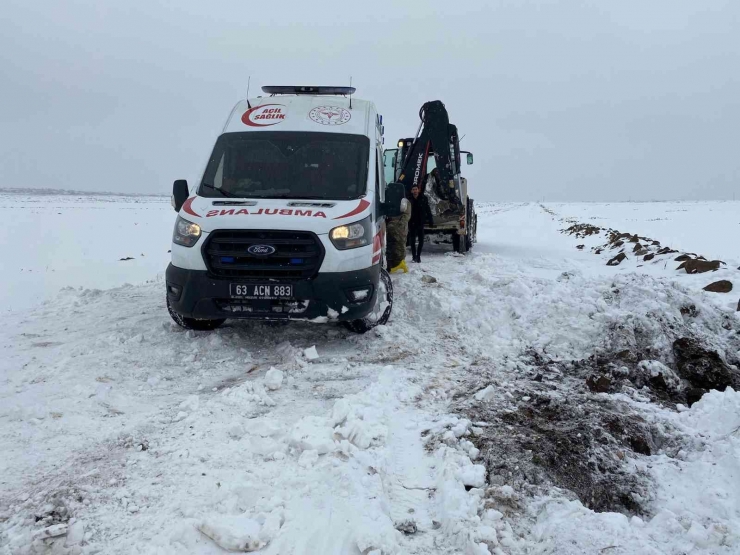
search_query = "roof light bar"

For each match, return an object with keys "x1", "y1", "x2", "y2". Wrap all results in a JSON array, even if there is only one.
[{"x1": 261, "y1": 86, "x2": 356, "y2": 96}]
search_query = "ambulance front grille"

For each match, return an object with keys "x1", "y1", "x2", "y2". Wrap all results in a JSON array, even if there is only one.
[{"x1": 203, "y1": 230, "x2": 324, "y2": 280}]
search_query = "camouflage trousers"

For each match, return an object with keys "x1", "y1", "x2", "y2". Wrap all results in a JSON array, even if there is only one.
[{"x1": 385, "y1": 211, "x2": 410, "y2": 269}]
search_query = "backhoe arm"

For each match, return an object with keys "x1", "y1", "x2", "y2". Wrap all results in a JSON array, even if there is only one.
[{"x1": 396, "y1": 101, "x2": 461, "y2": 202}]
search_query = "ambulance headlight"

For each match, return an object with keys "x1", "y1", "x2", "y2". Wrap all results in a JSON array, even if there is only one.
[
  {"x1": 329, "y1": 215, "x2": 372, "y2": 250},
  {"x1": 173, "y1": 216, "x2": 202, "y2": 247}
]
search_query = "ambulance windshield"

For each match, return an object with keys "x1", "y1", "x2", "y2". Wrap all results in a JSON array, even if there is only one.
[{"x1": 199, "y1": 132, "x2": 369, "y2": 200}]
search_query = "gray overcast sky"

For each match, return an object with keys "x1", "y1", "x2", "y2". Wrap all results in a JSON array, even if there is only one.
[{"x1": 1, "y1": 0, "x2": 738, "y2": 202}]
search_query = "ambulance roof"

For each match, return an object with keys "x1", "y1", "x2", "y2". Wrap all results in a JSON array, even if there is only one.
[{"x1": 222, "y1": 95, "x2": 376, "y2": 137}]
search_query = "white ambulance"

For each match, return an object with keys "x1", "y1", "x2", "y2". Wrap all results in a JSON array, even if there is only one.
[{"x1": 166, "y1": 86, "x2": 404, "y2": 333}]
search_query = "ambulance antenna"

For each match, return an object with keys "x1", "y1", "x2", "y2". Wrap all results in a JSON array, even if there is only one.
[
  {"x1": 349, "y1": 76, "x2": 353, "y2": 109},
  {"x1": 246, "y1": 76, "x2": 252, "y2": 109}
]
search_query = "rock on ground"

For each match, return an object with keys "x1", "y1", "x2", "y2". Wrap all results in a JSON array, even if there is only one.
[
  {"x1": 703, "y1": 280, "x2": 733, "y2": 293},
  {"x1": 672, "y1": 338, "x2": 735, "y2": 391},
  {"x1": 607, "y1": 253, "x2": 627, "y2": 266}
]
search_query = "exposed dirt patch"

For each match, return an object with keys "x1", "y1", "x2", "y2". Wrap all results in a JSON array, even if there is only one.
[
  {"x1": 562, "y1": 223, "x2": 602, "y2": 238},
  {"x1": 449, "y1": 279, "x2": 740, "y2": 518},
  {"x1": 673, "y1": 337, "x2": 737, "y2": 392},
  {"x1": 454, "y1": 336, "x2": 739, "y2": 517},
  {"x1": 456, "y1": 354, "x2": 663, "y2": 516}
]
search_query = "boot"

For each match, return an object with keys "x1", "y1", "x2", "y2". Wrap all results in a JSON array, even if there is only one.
[{"x1": 390, "y1": 260, "x2": 409, "y2": 274}]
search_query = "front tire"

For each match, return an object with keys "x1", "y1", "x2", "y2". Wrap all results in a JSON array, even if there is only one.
[
  {"x1": 343, "y1": 268, "x2": 393, "y2": 334},
  {"x1": 167, "y1": 295, "x2": 225, "y2": 331}
]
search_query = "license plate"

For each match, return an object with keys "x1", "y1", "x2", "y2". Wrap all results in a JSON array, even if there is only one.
[{"x1": 230, "y1": 283, "x2": 293, "y2": 299}]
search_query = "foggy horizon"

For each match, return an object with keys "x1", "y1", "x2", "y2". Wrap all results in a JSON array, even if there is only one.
[{"x1": 1, "y1": 0, "x2": 738, "y2": 202}]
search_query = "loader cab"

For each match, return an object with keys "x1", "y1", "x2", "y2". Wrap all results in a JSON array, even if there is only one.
[{"x1": 382, "y1": 138, "x2": 414, "y2": 185}]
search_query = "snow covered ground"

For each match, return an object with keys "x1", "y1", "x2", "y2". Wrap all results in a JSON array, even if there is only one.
[
  {"x1": 1, "y1": 197, "x2": 739, "y2": 554},
  {"x1": 548, "y1": 201, "x2": 740, "y2": 264},
  {"x1": 0, "y1": 192, "x2": 172, "y2": 312}
]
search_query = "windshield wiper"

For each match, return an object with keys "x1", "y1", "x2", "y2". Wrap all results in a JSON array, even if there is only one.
[{"x1": 201, "y1": 183, "x2": 238, "y2": 198}]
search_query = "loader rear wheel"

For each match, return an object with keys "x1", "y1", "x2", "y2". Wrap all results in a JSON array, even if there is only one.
[{"x1": 465, "y1": 198, "x2": 475, "y2": 251}]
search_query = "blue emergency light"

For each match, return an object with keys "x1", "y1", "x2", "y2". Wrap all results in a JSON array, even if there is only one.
[{"x1": 261, "y1": 86, "x2": 355, "y2": 96}]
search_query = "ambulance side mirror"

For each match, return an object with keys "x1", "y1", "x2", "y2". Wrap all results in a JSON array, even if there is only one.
[
  {"x1": 383, "y1": 182, "x2": 405, "y2": 217},
  {"x1": 172, "y1": 180, "x2": 189, "y2": 212}
]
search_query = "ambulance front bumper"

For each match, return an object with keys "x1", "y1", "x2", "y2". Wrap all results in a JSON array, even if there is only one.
[{"x1": 165, "y1": 264, "x2": 380, "y2": 321}]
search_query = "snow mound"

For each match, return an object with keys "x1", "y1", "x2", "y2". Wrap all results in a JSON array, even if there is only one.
[
  {"x1": 474, "y1": 385, "x2": 496, "y2": 402},
  {"x1": 198, "y1": 514, "x2": 264, "y2": 551},
  {"x1": 264, "y1": 367, "x2": 284, "y2": 391},
  {"x1": 332, "y1": 398, "x2": 388, "y2": 450},
  {"x1": 678, "y1": 387, "x2": 740, "y2": 436},
  {"x1": 179, "y1": 394, "x2": 199, "y2": 412},
  {"x1": 221, "y1": 381, "x2": 276, "y2": 407},
  {"x1": 303, "y1": 345, "x2": 319, "y2": 361},
  {"x1": 290, "y1": 416, "x2": 334, "y2": 454}
]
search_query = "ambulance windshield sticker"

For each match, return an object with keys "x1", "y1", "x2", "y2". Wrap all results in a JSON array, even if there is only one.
[
  {"x1": 309, "y1": 106, "x2": 351, "y2": 126},
  {"x1": 242, "y1": 104, "x2": 286, "y2": 127}
]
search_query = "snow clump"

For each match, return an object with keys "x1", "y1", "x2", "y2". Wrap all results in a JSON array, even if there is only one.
[{"x1": 264, "y1": 367, "x2": 284, "y2": 391}]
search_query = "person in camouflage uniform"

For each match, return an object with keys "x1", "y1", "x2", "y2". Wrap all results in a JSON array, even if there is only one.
[{"x1": 386, "y1": 197, "x2": 411, "y2": 272}]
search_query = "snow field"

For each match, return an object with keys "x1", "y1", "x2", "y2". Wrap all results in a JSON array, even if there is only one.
[
  {"x1": 541, "y1": 201, "x2": 740, "y2": 314},
  {"x1": 1, "y1": 199, "x2": 739, "y2": 554},
  {"x1": 546, "y1": 201, "x2": 740, "y2": 265},
  {"x1": 0, "y1": 193, "x2": 173, "y2": 313}
]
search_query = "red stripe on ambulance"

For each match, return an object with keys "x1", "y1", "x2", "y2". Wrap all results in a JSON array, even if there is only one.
[
  {"x1": 333, "y1": 199, "x2": 371, "y2": 220},
  {"x1": 181, "y1": 197, "x2": 200, "y2": 218},
  {"x1": 205, "y1": 208, "x2": 326, "y2": 218}
]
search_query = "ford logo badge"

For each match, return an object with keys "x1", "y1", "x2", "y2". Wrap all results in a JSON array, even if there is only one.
[{"x1": 248, "y1": 244, "x2": 276, "y2": 256}]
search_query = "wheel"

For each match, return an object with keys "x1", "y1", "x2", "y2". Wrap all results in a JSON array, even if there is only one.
[
  {"x1": 167, "y1": 295, "x2": 225, "y2": 331},
  {"x1": 343, "y1": 268, "x2": 393, "y2": 334},
  {"x1": 465, "y1": 199, "x2": 475, "y2": 251}
]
